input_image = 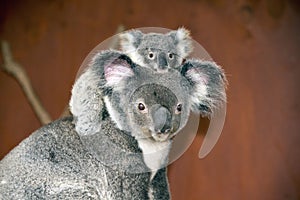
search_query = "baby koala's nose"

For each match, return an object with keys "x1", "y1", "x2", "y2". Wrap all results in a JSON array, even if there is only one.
[{"x1": 158, "y1": 53, "x2": 168, "y2": 69}]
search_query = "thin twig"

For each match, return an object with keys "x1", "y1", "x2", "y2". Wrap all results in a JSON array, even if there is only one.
[{"x1": 1, "y1": 40, "x2": 52, "y2": 125}]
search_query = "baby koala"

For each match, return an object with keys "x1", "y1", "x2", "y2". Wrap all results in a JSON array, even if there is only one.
[{"x1": 119, "y1": 28, "x2": 193, "y2": 72}]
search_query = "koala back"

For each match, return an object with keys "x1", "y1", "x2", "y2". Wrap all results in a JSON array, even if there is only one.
[{"x1": 0, "y1": 116, "x2": 152, "y2": 199}]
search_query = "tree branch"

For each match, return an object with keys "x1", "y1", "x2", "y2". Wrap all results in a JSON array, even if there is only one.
[
  {"x1": 1, "y1": 40, "x2": 52, "y2": 125},
  {"x1": 1, "y1": 25, "x2": 126, "y2": 123}
]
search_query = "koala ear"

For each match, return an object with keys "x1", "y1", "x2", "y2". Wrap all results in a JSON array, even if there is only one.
[
  {"x1": 119, "y1": 30, "x2": 143, "y2": 53},
  {"x1": 168, "y1": 27, "x2": 193, "y2": 58},
  {"x1": 102, "y1": 54, "x2": 135, "y2": 87},
  {"x1": 181, "y1": 59, "x2": 227, "y2": 117},
  {"x1": 181, "y1": 59, "x2": 227, "y2": 158},
  {"x1": 70, "y1": 50, "x2": 135, "y2": 136}
]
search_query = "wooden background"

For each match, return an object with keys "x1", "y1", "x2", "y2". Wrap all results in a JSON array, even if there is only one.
[{"x1": 0, "y1": 0, "x2": 299, "y2": 199}]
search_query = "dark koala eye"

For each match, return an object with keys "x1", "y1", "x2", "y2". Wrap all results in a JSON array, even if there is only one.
[
  {"x1": 138, "y1": 103, "x2": 146, "y2": 111},
  {"x1": 148, "y1": 52, "x2": 155, "y2": 60},
  {"x1": 168, "y1": 53, "x2": 174, "y2": 59},
  {"x1": 176, "y1": 104, "x2": 182, "y2": 113}
]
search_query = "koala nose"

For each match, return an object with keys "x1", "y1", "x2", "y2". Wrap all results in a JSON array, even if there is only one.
[
  {"x1": 152, "y1": 106, "x2": 172, "y2": 134},
  {"x1": 158, "y1": 53, "x2": 168, "y2": 69}
]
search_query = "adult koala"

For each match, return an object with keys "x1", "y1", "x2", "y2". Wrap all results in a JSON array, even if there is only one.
[{"x1": 0, "y1": 50, "x2": 226, "y2": 199}]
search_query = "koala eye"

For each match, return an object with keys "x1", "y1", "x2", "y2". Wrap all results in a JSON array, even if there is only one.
[
  {"x1": 148, "y1": 52, "x2": 155, "y2": 60},
  {"x1": 168, "y1": 53, "x2": 174, "y2": 60},
  {"x1": 138, "y1": 103, "x2": 146, "y2": 111},
  {"x1": 175, "y1": 104, "x2": 182, "y2": 114}
]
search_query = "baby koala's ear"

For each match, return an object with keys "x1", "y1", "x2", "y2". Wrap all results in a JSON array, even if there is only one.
[
  {"x1": 119, "y1": 29, "x2": 143, "y2": 53},
  {"x1": 168, "y1": 27, "x2": 193, "y2": 58},
  {"x1": 69, "y1": 50, "x2": 135, "y2": 136},
  {"x1": 181, "y1": 59, "x2": 227, "y2": 117}
]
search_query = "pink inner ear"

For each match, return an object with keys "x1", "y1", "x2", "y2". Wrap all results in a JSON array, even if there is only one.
[{"x1": 104, "y1": 63, "x2": 134, "y2": 86}]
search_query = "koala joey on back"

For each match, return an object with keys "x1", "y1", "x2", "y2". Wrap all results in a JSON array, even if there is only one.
[
  {"x1": 0, "y1": 50, "x2": 226, "y2": 199},
  {"x1": 120, "y1": 28, "x2": 193, "y2": 72}
]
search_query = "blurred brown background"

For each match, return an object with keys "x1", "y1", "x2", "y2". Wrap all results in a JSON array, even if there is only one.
[{"x1": 0, "y1": 0, "x2": 299, "y2": 199}]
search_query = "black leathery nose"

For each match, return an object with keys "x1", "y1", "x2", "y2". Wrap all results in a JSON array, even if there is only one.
[{"x1": 158, "y1": 53, "x2": 168, "y2": 68}]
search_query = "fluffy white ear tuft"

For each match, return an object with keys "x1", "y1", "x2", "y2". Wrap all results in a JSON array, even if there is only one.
[
  {"x1": 176, "y1": 27, "x2": 191, "y2": 41},
  {"x1": 181, "y1": 59, "x2": 227, "y2": 117},
  {"x1": 169, "y1": 27, "x2": 193, "y2": 58},
  {"x1": 119, "y1": 30, "x2": 143, "y2": 54}
]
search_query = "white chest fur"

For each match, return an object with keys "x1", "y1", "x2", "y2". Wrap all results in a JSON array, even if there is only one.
[{"x1": 137, "y1": 139, "x2": 172, "y2": 180}]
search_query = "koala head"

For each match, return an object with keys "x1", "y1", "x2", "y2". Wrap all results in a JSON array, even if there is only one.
[
  {"x1": 128, "y1": 83, "x2": 182, "y2": 142},
  {"x1": 70, "y1": 50, "x2": 226, "y2": 145},
  {"x1": 119, "y1": 28, "x2": 193, "y2": 73},
  {"x1": 99, "y1": 53, "x2": 192, "y2": 142}
]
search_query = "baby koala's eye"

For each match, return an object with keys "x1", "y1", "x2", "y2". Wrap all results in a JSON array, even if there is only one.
[
  {"x1": 138, "y1": 103, "x2": 146, "y2": 111},
  {"x1": 168, "y1": 53, "x2": 174, "y2": 60},
  {"x1": 148, "y1": 52, "x2": 155, "y2": 60},
  {"x1": 175, "y1": 103, "x2": 182, "y2": 114}
]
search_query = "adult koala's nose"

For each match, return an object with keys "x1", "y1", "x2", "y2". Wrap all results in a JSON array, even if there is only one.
[
  {"x1": 151, "y1": 106, "x2": 172, "y2": 134},
  {"x1": 158, "y1": 53, "x2": 168, "y2": 70}
]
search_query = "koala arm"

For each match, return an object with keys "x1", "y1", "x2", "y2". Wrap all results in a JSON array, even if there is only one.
[{"x1": 70, "y1": 49, "x2": 129, "y2": 136}]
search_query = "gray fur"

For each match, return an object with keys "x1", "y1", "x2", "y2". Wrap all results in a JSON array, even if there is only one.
[
  {"x1": 120, "y1": 28, "x2": 193, "y2": 72},
  {"x1": 0, "y1": 117, "x2": 150, "y2": 199},
  {"x1": 0, "y1": 50, "x2": 226, "y2": 199}
]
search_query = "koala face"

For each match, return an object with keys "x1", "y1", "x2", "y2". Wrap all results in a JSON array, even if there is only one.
[
  {"x1": 135, "y1": 34, "x2": 180, "y2": 72},
  {"x1": 128, "y1": 83, "x2": 182, "y2": 142},
  {"x1": 102, "y1": 57, "x2": 192, "y2": 142},
  {"x1": 120, "y1": 28, "x2": 193, "y2": 72}
]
